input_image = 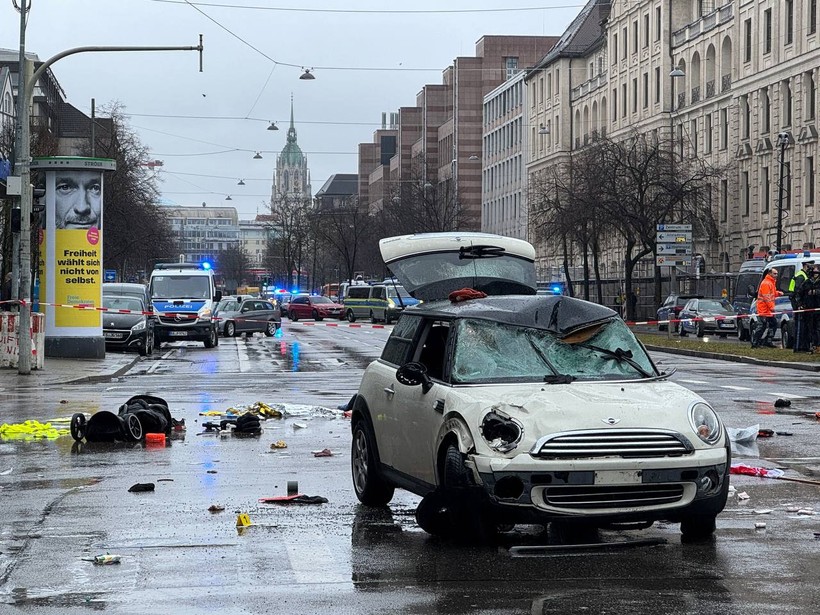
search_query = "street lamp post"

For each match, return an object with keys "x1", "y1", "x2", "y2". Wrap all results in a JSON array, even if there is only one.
[
  {"x1": 776, "y1": 131, "x2": 790, "y2": 254},
  {"x1": 11, "y1": 9, "x2": 203, "y2": 373}
]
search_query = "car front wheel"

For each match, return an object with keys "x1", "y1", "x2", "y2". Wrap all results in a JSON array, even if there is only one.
[
  {"x1": 204, "y1": 325, "x2": 218, "y2": 348},
  {"x1": 680, "y1": 515, "x2": 717, "y2": 543},
  {"x1": 289, "y1": 310, "x2": 299, "y2": 322},
  {"x1": 351, "y1": 420, "x2": 394, "y2": 506},
  {"x1": 264, "y1": 321, "x2": 277, "y2": 337},
  {"x1": 224, "y1": 321, "x2": 236, "y2": 337},
  {"x1": 346, "y1": 310, "x2": 356, "y2": 323}
]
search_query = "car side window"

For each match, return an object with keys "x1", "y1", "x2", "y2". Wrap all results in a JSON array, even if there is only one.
[
  {"x1": 416, "y1": 320, "x2": 452, "y2": 382},
  {"x1": 293, "y1": 296, "x2": 307, "y2": 305},
  {"x1": 381, "y1": 315, "x2": 423, "y2": 366},
  {"x1": 775, "y1": 266, "x2": 794, "y2": 293}
]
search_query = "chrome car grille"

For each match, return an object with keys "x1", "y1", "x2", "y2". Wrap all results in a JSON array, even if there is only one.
[
  {"x1": 543, "y1": 483, "x2": 685, "y2": 509},
  {"x1": 531, "y1": 429, "x2": 692, "y2": 459}
]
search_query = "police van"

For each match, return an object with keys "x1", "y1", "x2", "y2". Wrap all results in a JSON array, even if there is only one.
[
  {"x1": 761, "y1": 252, "x2": 820, "y2": 296},
  {"x1": 149, "y1": 263, "x2": 222, "y2": 348},
  {"x1": 343, "y1": 282, "x2": 419, "y2": 324}
]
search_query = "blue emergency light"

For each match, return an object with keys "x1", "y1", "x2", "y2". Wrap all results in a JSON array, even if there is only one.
[{"x1": 201, "y1": 261, "x2": 212, "y2": 270}]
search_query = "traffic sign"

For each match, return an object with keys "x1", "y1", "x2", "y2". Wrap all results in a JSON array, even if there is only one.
[
  {"x1": 104, "y1": 269, "x2": 117, "y2": 282},
  {"x1": 656, "y1": 255, "x2": 692, "y2": 266},
  {"x1": 656, "y1": 244, "x2": 693, "y2": 256},
  {"x1": 656, "y1": 231, "x2": 692, "y2": 243},
  {"x1": 657, "y1": 224, "x2": 692, "y2": 231}
]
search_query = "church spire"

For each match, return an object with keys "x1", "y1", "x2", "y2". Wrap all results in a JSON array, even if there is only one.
[{"x1": 287, "y1": 93, "x2": 297, "y2": 144}]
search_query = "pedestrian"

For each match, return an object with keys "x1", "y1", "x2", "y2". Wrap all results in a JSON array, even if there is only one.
[
  {"x1": 789, "y1": 260, "x2": 813, "y2": 352},
  {"x1": 751, "y1": 268, "x2": 782, "y2": 348},
  {"x1": 799, "y1": 265, "x2": 820, "y2": 352}
]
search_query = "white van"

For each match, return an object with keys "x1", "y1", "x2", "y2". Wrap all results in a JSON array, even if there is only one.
[{"x1": 761, "y1": 252, "x2": 820, "y2": 296}]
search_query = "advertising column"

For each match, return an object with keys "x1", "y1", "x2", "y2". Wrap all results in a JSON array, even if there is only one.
[{"x1": 32, "y1": 157, "x2": 116, "y2": 358}]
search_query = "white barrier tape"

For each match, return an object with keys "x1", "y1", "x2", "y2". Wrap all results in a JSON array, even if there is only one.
[{"x1": 627, "y1": 305, "x2": 820, "y2": 328}]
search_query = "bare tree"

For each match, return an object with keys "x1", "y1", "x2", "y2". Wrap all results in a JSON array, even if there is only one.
[
  {"x1": 264, "y1": 193, "x2": 312, "y2": 290},
  {"x1": 91, "y1": 103, "x2": 177, "y2": 281},
  {"x1": 309, "y1": 195, "x2": 370, "y2": 285},
  {"x1": 215, "y1": 243, "x2": 249, "y2": 292}
]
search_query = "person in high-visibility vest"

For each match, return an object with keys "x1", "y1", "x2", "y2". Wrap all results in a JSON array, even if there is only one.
[{"x1": 789, "y1": 260, "x2": 813, "y2": 352}]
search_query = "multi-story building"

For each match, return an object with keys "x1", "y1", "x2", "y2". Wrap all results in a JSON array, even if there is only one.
[
  {"x1": 163, "y1": 204, "x2": 240, "y2": 265},
  {"x1": 525, "y1": 0, "x2": 820, "y2": 277},
  {"x1": 358, "y1": 35, "x2": 558, "y2": 229}
]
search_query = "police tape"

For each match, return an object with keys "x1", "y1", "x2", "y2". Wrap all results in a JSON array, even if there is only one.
[
  {"x1": 626, "y1": 306, "x2": 820, "y2": 328},
  {"x1": 12, "y1": 299, "x2": 390, "y2": 328}
]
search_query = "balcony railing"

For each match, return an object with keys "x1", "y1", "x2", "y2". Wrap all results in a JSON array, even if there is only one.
[
  {"x1": 706, "y1": 80, "x2": 715, "y2": 98},
  {"x1": 678, "y1": 92, "x2": 687, "y2": 108},
  {"x1": 570, "y1": 72, "x2": 609, "y2": 102},
  {"x1": 672, "y1": 2, "x2": 734, "y2": 47},
  {"x1": 691, "y1": 86, "x2": 701, "y2": 104},
  {"x1": 722, "y1": 74, "x2": 732, "y2": 93}
]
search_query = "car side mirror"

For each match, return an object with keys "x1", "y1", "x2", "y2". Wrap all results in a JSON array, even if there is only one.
[
  {"x1": 396, "y1": 361, "x2": 433, "y2": 394},
  {"x1": 214, "y1": 290, "x2": 222, "y2": 302}
]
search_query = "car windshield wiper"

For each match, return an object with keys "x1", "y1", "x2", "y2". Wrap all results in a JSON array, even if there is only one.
[
  {"x1": 525, "y1": 335, "x2": 569, "y2": 382},
  {"x1": 458, "y1": 244, "x2": 506, "y2": 259},
  {"x1": 575, "y1": 343, "x2": 654, "y2": 378}
]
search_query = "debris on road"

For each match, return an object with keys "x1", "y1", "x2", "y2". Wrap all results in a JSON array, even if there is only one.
[
  {"x1": 259, "y1": 494, "x2": 329, "y2": 505},
  {"x1": 293, "y1": 422, "x2": 307, "y2": 430},
  {"x1": 737, "y1": 491, "x2": 750, "y2": 500},
  {"x1": 774, "y1": 398, "x2": 792, "y2": 408},
  {"x1": 312, "y1": 448, "x2": 333, "y2": 457},
  {"x1": 208, "y1": 504, "x2": 225, "y2": 513},
  {"x1": 0, "y1": 420, "x2": 69, "y2": 440},
  {"x1": 270, "y1": 440, "x2": 288, "y2": 449},
  {"x1": 755, "y1": 522, "x2": 766, "y2": 530},
  {"x1": 88, "y1": 554, "x2": 122, "y2": 565},
  {"x1": 128, "y1": 482, "x2": 155, "y2": 493},
  {"x1": 730, "y1": 464, "x2": 785, "y2": 478},
  {"x1": 727, "y1": 425, "x2": 759, "y2": 443}
]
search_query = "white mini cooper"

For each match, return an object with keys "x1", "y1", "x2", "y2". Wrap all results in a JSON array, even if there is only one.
[{"x1": 350, "y1": 232, "x2": 730, "y2": 542}]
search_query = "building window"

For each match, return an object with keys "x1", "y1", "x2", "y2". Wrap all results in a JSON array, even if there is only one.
[
  {"x1": 655, "y1": 66, "x2": 661, "y2": 103},
  {"x1": 720, "y1": 108, "x2": 728, "y2": 150},
  {"x1": 505, "y1": 57, "x2": 519, "y2": 80},
  {"x1": 807, "y1": 71, "x2": 817, "y2": 121},
  {"x1": 742, "y1": 95, "x2": 751, "y2": 139},
  {"x1": 743, "y1": 171, "x2": 750, "y2": 217},
  {"x1": 643, "y1": 13, "x2": 650, "y2": 48},
  {"x1": 764, "y1": 9, "x2": 773, "y2": 54},
  {"x1": 762, "y1": 87, "x2": 770, "y2": 133},
  {"x1": 613, "y1": 33, "x2": 618, "y2": 62},
  {"x1": 785, "y1": 0, "x2": 794, "y2": 46},
  {"x1": 622, "y1": 27, "x2": 628, "y2": 57},
  {"x1": 691, "y1": 119, "x2": 698, "y2": 156},
  {"x1": 622, "y1": 84, "x2": 627, "y2": 117},
  {"x1": 763, "y1": 167, "x2": 770, "y2": 213},
  {"x1": 811, "y1": 0, "x2": 818, "y2": 35},
  {"x1": 744, "y1": 19, "x2": 752, "y2": 63},
  {"x1": 643, "y1": 73, "x2": 649, "y2": 109},
  {"x1": 556, "y1": 69, "x2": 560, "y2": 93},
  {"x1": 633, "y1": 20, "x2": 639, "y2": 53},
  {"x1": 612, "y1": 88, "x2": 618, "y2": 119},
  {"x1": 655, "y1": 6, "x2": 662, "y2": 42},
  {"x1": 785, "y1": 162, "x2": 792, "y2": 210},
  {"x1": 705, "y1": 113, "x2": 712, "y2": 154},
  {"x1": 808, "y1": 156, "x2": 816, "y2": 207},
  {"x1": 783, "y1": 80, "x2": 793, "y2": 127},
  {"x1": 721, "y1": 179, "x2": 728, "y2": 223},
  {"x1": 632, "y1": 78, "x2": 638, "y2": 113}
]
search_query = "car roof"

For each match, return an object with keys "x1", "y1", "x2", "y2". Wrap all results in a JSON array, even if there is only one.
[{"x1": 404, "y1": 294, "x2": 617, "y2": 337}]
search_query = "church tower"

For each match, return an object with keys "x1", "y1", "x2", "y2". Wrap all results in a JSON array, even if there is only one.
[{"x1": 271, "y1": 96, "x2": 311, "y2": 210}]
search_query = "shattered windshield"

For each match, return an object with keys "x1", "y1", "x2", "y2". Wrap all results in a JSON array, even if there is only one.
[{"x1": 451, "y1": 317, "x2": 655, "y2": 383}]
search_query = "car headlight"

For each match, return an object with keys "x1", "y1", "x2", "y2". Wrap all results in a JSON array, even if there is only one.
[
  {"x1": 689, "y1": 402, "x2": 722, "y2": 444},
  {"x1": 480, "y1": 410, "x2": 523, "y2": 453},
  {"x1": 198, "y1": 307, "x2": 212, "y2": 322},
  {"x1": 131, "y1": 320, "x2": 146, "y2": 332},
  {"x1": 387, "y1": 298, "x2": 395, "y2": 308}
]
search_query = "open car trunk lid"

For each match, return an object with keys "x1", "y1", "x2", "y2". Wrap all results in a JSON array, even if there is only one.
[{"x1": 379, "y1": 232, "x2": 537, "y2": 301}]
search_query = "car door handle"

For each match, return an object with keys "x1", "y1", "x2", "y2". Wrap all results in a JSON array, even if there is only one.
[{"x1": 383, "y1": 386, "x2": 395, "y2": 398}]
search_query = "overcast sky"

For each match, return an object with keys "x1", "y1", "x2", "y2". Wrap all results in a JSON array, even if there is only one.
[{"x1": 2, "y1": 0, "x2": 581, "y2": 219}]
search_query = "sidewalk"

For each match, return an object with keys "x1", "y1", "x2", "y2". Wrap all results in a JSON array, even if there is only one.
[
  {"x1": 0, "y1": 353, "x2": 139, "y2": 386},
  {"x1": 643, "y1": 343, "x2": 820, "y2": 372}
]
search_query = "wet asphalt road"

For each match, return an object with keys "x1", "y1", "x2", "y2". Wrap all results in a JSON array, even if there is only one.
[{"x1": 1, "y1": 321, "x2": 819, "y2": 614}]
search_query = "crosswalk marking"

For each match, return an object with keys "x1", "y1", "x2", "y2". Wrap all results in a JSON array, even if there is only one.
[
  {"x1": 285, "y1": 533, "x2": 348, "y2": 584},
  {"x1": 679, "y1": 379, "x2": 708, "y2": 384},
  {"x1": 720, "y1": 385, "x2": 753, "y2": 391}
]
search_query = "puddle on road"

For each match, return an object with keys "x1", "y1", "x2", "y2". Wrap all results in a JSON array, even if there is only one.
[
  {"x1": 3, "y1": 476, "x2": 101, "y2": 491},
  {"x1": 5, "y1": 588, "x2": 107, "y2": 609}
]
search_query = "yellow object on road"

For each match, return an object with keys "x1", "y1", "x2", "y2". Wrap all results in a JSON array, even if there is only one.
[{"x1": 0, "y1": 420, "x2": 69, "y2": 440}]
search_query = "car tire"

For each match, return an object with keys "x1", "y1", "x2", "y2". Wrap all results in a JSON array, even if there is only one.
[
  {"x1": 138, "y1": 339, "x2": 148, "y2": 356},
  {"x1": 351, "y1": 419, "x2": 394, "y2": 506},
  {"x1": 225, "y1": 321, "x2": 236, "y2": 338},
  {"x1": 264, "y1": 321, "x2": 277, "y2": 337},
  {"x1": 696, "y1": 322, "x2": 704, "y2": 338},
  {"x1": 204, "y1": 325, "x2": 217, "y2": 348},
  {"x1": 346, "y1": 310, "x2": 356, "y2": 323},
  {"x1": 739, "y1": 325, "x2": 749, "y2": 342},
  {"x1": 146, "y1": 331, "x2": 154, "y2": 355},
  {"x1": 370, "y1": 311, "x2": 379, "y2": 324},
  {"x1": 289, "y1": 310, "x2": 298, "y2": 322},
  {"x1": 441, "y1": 444, "x2": 495, "y2": 543},
  {"x1": 781, "y1": 323, "x2": 793, "y2": 349},
  {"x1": 679, "y1": 325, "x2": 687, "y2": 337},
  {"x1": 680, "y1": 515, "x2": 717, "y2": 543},
  {"x1": 415, "y1": 490, "x2": 454, "y2": 536},
  {"x1": 658, "y1": 323, "x2": 667, "y2": 332},
  {"x1": 312, "y1": 309, "x2": 323, "y2": 321}
]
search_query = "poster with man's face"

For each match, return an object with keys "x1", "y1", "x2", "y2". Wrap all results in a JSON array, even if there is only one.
[{"x1": 54, "y1": 170, "x2": 102, "y2": 229}]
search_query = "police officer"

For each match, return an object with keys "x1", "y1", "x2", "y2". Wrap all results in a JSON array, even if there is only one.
[
  {"x1": 799, "y1": 265, "x2": 820, "y2": 352},
  {"x1": 789, "y1": 260, "x2": 813, "y2": 352}
]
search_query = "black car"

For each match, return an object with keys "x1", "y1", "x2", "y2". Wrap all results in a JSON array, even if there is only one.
[
  {"x1": 102, "y1": 295, "x2": 155, "y2": 356},
  {"x1": 656, "y1": 293, "x2": 704, "y2": 332}
]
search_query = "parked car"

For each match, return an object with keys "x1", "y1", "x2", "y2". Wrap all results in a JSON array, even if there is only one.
[
  {"x1": 656, "y1": 294, "x2": 704, "y2": 332},
  {"x1": 289, "y1": 294, "x2": 344, "y2": 321},
  {"x1": 351, "y1": 232, "x2": 729, "y2": 544},
  {"x1": 678, "y1": 298, "x2": 738, "y2": 338},
  {"x1": 102, "y1": 295, "x2": 155, "y2": 356},
  {"x1": 216, "y1": 298, "x2": 280, "y2": 337},
  {"x1": 738, "y1": 296, "x2": 794, "y2": 348},
  {"x1": 344, "y1": 283, "x2": 419, "y2": 323},
  {"x1": 275, "y1": 293, "x2": 295, "y2": 317}
]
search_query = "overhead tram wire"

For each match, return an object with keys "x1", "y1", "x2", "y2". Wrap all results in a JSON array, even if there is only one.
[{"x1": 153, "y1": 1, "x2": 586, "y2": 15}]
